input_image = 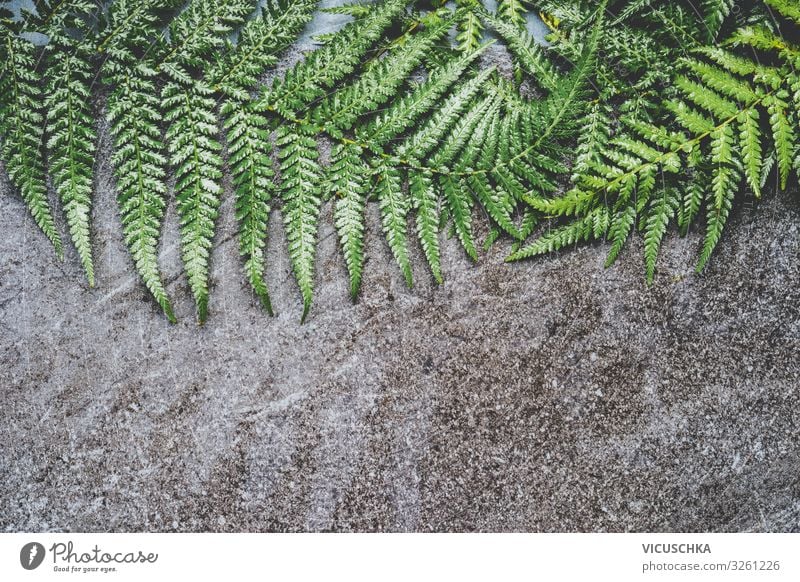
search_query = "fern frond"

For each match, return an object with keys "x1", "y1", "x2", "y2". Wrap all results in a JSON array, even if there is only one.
[
  {"x1": 157, "y1": 0, "x2": 254, "y2": 82},
  {"x1": 165, "y1": 80, "x2": 224, "y2": 323},
  {"x1": 456, "y1": 98, "x2": 522, "y2": 240},
  {"x1": 507, "y1": 207, "x2": 609, "y2": 261},
  {"x1": 455, "y1": 1, "x2": 484, "y2": 53},
  {"x1": 441, "y1": 173, "x2": 477, "y2": 260},
  {"x1": 429, "y1": 94, "x2": 497, "y2": 169},
  {"x1": 263, "y1": 0, "x2": 407, "y2": 117},
  {"x1": 643, "y1": 188, "x2": 679, "y2": 283},
  {"x1": 158, "y1": 0, "x2": 266, "y2": 321},
  {"x1": 497, "y1": 0, "x2": 526, "y2": 28},
  {"x1": 763, "y1": 0, "x2": 800, "y2": 22},
  {"x1": 727, "y1": 25, "x2": 799, "y2": 63},
  {"x1": 97, "y1": 0, "x2": 179, "y2": 56},
  {"x1": 675, "y1": 76, "x2": 739, "y2": 119},
  {"x1": 684, "y1": 58, "x2": 759, "y2": 103},
  {"x1": 322, "y1": 3, "x2": 373, "y2": 18},
  {"x1": 738, "y1": 108, "x2": 762, "y2": 197},
  {"x1": 605, "y1": 205, "x2": 636, "y2": 267},
  {"x1": 666, "y1": 100, "x2": 716, "y2": 134},
  {"x1": 539, "y1": 4, "x2": 799, "y2": 277},
  {"x1": 0, "y1": 32, "x2": 63, "y2": 257},
  {"x1": 678, "y1": 175, "x2": 705, "y2": 234},
  {"x1": 45, "y1": 36, "x2": 97, "y2": 285},
  {"x1": 764, "y1": 93, "x2": 795, "y2": 190},
  {"x1": 277, "y1": 126, "x2": 322, "y2": 322},
  {"x1": 395, "y1": 66, "x2": 494, "y2": 160},
  {"x1": 208, "y1": 0, "x2": 316, "y2": 100},
  {"x1": 329, "y1": 143, "x2": 370, "y2": 298},
  {"x1": 613, "y1": 0, "x2": 658, "y2": 24},
  {"x1": 214, "y1": 0, "x2": 316, "y2": 312},
  {"x1": 697, "y1": 177, "x2": 735, "y2": 273},
  {"x1": 375, "y1": 163, "x2": 413, "y2": 287},
  {"x1": 702, "y1": 0, "x2": 734, "y2": 41},
  {"x1": 421, "y1": 92, "x2": 508, "y2": 256},
  {"x1": 224, "y1": 100, "x2": 275, "y2": 315},
  {"x1": 572, "y1": 101, "x2": 613, "y2": 180},
  {"x1": 313, "y1": 12, "x2": 456, "y2": 133},
  {"x1": 103, "y1": 1, "x2": 176, "y2": 322},
  {"x1": 482, "y1": 8, "x2": 558, "y2": 91},
  {"x1": 362, "y1": 45, "x2": 488, "y2": 149},
  {"x1": 410, "y1": 171, "x2": 442, "y2": 284}
]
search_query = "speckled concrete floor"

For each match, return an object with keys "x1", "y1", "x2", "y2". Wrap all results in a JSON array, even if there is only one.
[{"x1": 1, "y1": 2, "x2": 799, "y2": 533}]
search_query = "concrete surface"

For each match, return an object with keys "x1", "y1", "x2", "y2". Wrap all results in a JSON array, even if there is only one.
[{"x1": 1, "y1": 2, "x2": 799, "y2": 533}]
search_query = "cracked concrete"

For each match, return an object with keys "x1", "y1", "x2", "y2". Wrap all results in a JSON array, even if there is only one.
[{"x1": 1, "y1": 2, "x2": 799, "y2": 533}]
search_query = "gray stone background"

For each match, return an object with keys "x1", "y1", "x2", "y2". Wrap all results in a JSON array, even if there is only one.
[{"x1": 1, "y1": 1, "x2": 799, "y2": 532}]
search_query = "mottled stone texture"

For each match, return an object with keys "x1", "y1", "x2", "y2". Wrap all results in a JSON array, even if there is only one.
[{"x1": 1, "y1": 4, "x2": 799, "y2": 533}]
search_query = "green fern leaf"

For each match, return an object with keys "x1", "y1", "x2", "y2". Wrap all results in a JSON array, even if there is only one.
[
  {"x1": 697, "y1": 124, "x2": 739, "y2": 272},
  {"x1": 605, "y1": 204, "x2": 636, "y2": 268},
  {"x1": 362, "y1": 45, "x2": 488, "y2": 149},
  {"x1": 441, "y1": 173, "x2": 477, "y2": 260},
  {"x1": 697, "y1": 182, "x2": 735, "y2": 273},
  {"x1": 165, "y1": 81, "x2": 224, "y2": 323},
  {"x1": 410, "y1": 172, "x2": 441, "y2": 284},
  {"x1": 678, "y1": 177, "x2": 705, "y2": 234},
  {"x1": 507, "y1": 207, "x2": 609, "y2": 261},
  {"x1": 277, "y1": 126, "x2": 322, "y2": 322},
  {"x1": 684, "y1": 59, "x2": 758, "y2": 103},
  {"x1": 209, "y1": 0, "x2": 316, "y2": 99},
  {"x1": 764, "y1": 94, "x2": 795, "y2": 190},
  {"x1": 429, "y1": 94, "x2": 497, "y2": 169},
  {"x1": 322, "y1": 3, "x2": 374, "y2": 18},
  {"x1": 702, "y1": 0, "x2": 734, "y2": 41},
  {"x1": 102, "y1": 1, "x2": 176, "y2": 322},
  {"x1": 643, "y1": 188, "x2": 679, "y2": 283},
  {"x1": 572, "y1": 101, "x2": 612, "y2": 180},
  {"x1": 666, "y1": 100, "x2": 716, "y2": 134},
  {"x1": 737, "y1": 108, "x2": 762, "y2": 197},
  {"x1": 224, "y1": 100, "x2": 275, "y2": 315},
  {"x1": 375, "y1": 163, "x2": 413, "y2": 287},
  {"x1": 215, "y1": 0, "x2": 316, "y2": 312},
  {"x1": 455, "y1": 1, "x2": 484, "y2": 53},
  {"x1": 45, "y1": 39, "x2": 97, "y2": 285},
  {"x1": 763, "y1": 0, "x2": 800, "y2": 22},
  {"x1": 453, "y1": 97, "x2": 499, "y2": 172},
  {"x1": 498, "y1": 0, "x2": 527, "y2": 28},
  {"x1": 158, "y1": 0, "x2": 254, "y2": 82},
  {"x1": 612, "y1": 0, "x2": 658, "y2": 24},
  {"x1": 313, "y1": 13, "x2": 457, "y2": 132},
  {"x1": 0, "y1": 33, "x2": 63, "y2": 257},
  {"x1": 264, "y1": 0, "x2": 407, "y2": 117},
  {"x1": 467, "y1": 173, "x2": 519, "y2": 239},
  {"x1": 482, "y1": 8, "x2": 558, "y2": 91},
  {"x1": 329, "y1": 143, "x2": 370, "y2": 298},
  {"x1": 675, "y1": 76, "x2": 739, "y2": 119},
  {"x1": 396, "y1": 67, "x2": 495, "y2": 160}
]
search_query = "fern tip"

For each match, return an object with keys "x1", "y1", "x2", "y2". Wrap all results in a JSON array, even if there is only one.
[
  {"x1": 197, "y1": 297, "x2": 209, "y2": 325},
  {"x1": 258, "y1": 292, "x2": 274, "y2": 317},
  {"x1": 300, "y1": 300, "x2": 312, "y2": 325},
  {"x1": 163, "y1": 303, "x2": 178, "y2": 325}
]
